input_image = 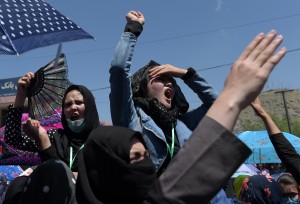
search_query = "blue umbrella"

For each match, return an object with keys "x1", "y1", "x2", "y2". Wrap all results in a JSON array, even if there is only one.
[
  {"x1": 0, "y1": 165, "x2": 23, "y2": 181},
  {"x1": 0, "y1": 165, "x2": 23, "y2": 202},
  {"x1": 0, "y1": 0, "x2": 94, "y2": 55},
  {"x1": 237, "y1": 130, "x2": 300, "y2": 164}
]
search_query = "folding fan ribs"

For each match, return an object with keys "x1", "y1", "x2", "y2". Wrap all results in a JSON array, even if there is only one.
[{"x1": 27, "y1": 53, "x2": 69, "y2": 120}]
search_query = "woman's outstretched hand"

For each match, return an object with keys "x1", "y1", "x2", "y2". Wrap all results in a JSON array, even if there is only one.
[{"x1": 207, "y1": 30, "x2": 286, "y2": 131}]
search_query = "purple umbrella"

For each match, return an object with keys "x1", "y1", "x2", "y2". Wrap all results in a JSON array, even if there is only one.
[
  {"x1": 231, "y1": 164, "x2": 260, "y2": 178},
  {"x1": 236, "y1": 164, "x2": 260, "y2": 173}
]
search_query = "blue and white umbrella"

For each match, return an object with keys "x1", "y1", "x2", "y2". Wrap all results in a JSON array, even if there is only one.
[
  {"x1": 0, "y1": 0, "x2": 94, "y2": 55},
  {"x1": 237, "y1": 130, "x2": 300, "y2": 164}
]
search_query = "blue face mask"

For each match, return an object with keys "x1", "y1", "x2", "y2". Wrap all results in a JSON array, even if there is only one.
[
  {"x1": 282, "y1": 197, "x2": 300, "y2": 204},
  {"x1": 67, "y1": 118, "x2": 85, "y2": 133}
]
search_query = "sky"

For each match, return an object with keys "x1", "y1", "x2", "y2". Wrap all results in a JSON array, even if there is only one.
[{"x1": 1, "y1": 0, "x2": 300, "y2": 123}]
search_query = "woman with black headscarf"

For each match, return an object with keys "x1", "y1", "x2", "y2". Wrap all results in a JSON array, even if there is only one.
[
  {"x1": 109, "y1": 11, "x2": 218, "y2": 176},
  {"x1": 5, "y1": 73, "x2": 100, "y2": 172},
  {"x1": 76, "y1": 126, "x2": 156, "y2": 204},
  {"x1": 239, "y1": 175, "x2": 282, "y2": 204},
  {"x1": 76, "y1": 124, "x2": 250, "y2": 204},
  {"x1": 78, "y1": 15, "x2": 285, "y2": 204},
  {"x1": 4, "y1": 72, "x2": 100, "y2": 203}
]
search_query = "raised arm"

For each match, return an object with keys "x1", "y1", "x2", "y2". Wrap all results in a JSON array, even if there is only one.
[
  {"x1": 14, "y1": 72, "x2": 34, "y2": 108},
  {"x1": 5, "y1": 73, "x2": 53, "y2": 152},
  {"x1": 146, "y1": 30, "x2": 286, "y2": 204},
  {"x1": 251, "y1": 97, "x2": 300, "y2": 185},
  {"x1": 250, "y1": 97, "x2": 281, "y2": 134},
  {"x1": 4, "y1": 73, "x2": 40, "y2": 151},
  {"x1": 109, "y1": 11, "x2": 144, "y2": 127}
]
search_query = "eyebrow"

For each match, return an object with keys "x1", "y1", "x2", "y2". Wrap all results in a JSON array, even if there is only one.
[{"x1": 65, "y1": 99, "x2": 84, "y2": 103}]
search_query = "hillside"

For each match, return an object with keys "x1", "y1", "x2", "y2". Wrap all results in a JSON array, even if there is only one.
[{"x1": 233, "y1": 89, "x2": 300, "y2": 136}]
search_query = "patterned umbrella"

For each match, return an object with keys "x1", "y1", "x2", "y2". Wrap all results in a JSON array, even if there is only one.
[
  {"x1": 0, "y1": 0, "x2": 94, "y2": 55},
  {"x1": 0, "y1": 165, "x2": 23, "y2": 203},
  {"x1": 237, "y1": 130, "x2": 300, "y2": 163},
  {"x1": 0, "y1": 165, "x2": 23, "y2": 181}
]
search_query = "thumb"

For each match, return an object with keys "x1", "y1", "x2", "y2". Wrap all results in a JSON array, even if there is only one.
[
  {"x1": 26, "y1": 118, "x2": 32, "y2": 126},
  {"x1": 22, "y1": 118, "x2": 33, "y2": 131}
]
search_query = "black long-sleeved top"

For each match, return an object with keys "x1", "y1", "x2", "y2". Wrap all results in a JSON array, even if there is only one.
[{"x1": 269, "y1": 133, "x2": 300, "y2": 185}]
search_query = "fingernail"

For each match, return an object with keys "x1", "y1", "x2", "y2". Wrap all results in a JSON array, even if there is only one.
[
  {"x1": 276, "y1": 35, "x2": 283, "y2": 40},
  {"x1": 258, "y1": 32, "x2": 264, "y2": 37},
  {"x1": 279, "y1": 47, "x2": 287, "y2": 53},
  {"x1": 257, "y1": 33, "x2": 265, "y2": 39}
]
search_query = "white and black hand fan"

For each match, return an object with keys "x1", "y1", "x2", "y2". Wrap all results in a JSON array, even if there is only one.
[{"x1": 27, "y1": 53, "x2": 69, "y2": 120}]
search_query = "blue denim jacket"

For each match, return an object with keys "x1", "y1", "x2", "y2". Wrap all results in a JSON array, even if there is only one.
[{"x1": 109, "y1": 32, "x2": 218, "y2": 170}]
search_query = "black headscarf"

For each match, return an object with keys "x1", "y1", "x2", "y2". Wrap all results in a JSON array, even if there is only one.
[
  {"x1": 240, "y1": 175, "x2": 282, "y2": 204},
  {"x1": 53, "y1": 85, "x2": 100, "y2": 171},
  {"x1": 61, "y1": 84, "x2": 100, "y2": 141},
  {"x1": 131, "y1": 60, "x2": 189, "y2": 128},
  {"x1": 15, "y1": 160, "x2": 77, "y2": 204},
  {"x1": 76, "y1": 126, "x2": 156, "y2": 204}
]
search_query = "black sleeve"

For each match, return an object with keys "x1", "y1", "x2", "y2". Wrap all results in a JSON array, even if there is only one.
[
  {"x1": 4, "y1": 105, "x2": 56, "y2": 152},
  {"x1": 38, "y1": 145, "x2": 59, "y2": 162},
  {"x1": 269, "y1": 133, "x2": 300, "y2": 185},
  {"x1": 124, "y1": 20, "x2": 143, "y2": 37},
  {"x1": 181, "y1": 67, "x2": 196, "y2": 81}
]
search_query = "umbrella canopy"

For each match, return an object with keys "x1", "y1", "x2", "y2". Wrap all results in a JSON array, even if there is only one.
[
  {"x1": 236, "y1": 163, "x2": 260, "y2": 173},
  {"x1": 237, "y1": 130, "x2": 300, "y2": 164},
  {"x1": 0, "y1": 165, "x2": 23, "y2": 203},
  {"x1": 0, "y1": 0, "x2": 94, "y2": 55},
  {"x1": 231, "y1": 163, "x2": 260, "y2": 178},
  {"x1": 0, "y1": 165, "x2": 23, "y2": 181}
]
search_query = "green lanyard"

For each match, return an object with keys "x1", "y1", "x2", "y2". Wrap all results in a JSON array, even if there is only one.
[
  {"x1": 166, "y1": 123, "x2": 175, "y2": 158},
  {"x1": 69, "y1": 144, "x2": 85, "y2": 169}
]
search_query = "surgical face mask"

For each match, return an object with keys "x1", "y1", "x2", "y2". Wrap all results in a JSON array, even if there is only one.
[
  {"x1": 67, "y1": 118, "x2": 85, "y2": 133},
  {"x1": 282, "y1": 197, "x2": 300, "y2": 204}
]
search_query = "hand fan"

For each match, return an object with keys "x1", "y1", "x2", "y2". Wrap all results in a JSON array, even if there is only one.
[{"x1": 27, "y1": 53, "x2": 69, "y2": 120}]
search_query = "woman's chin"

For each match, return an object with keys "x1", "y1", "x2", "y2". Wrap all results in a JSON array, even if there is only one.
[
  {"x1": 157, "y1": 99, "x2": 171, "y2": 110},
  {"x1": 163, "y1": 103, "x2": 172, "y2": 110}
]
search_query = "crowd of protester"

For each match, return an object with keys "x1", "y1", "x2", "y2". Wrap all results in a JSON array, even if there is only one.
[{"x1": 0, "y1": 10, "x2": 299, "y2": 204}]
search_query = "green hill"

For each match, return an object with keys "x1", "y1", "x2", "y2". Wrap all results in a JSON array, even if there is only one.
[{"x1": 233, "y1": 89, "x2": 300, "y2": 137}]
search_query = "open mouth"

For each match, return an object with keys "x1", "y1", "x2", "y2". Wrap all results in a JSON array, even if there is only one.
[
  {"x1": 164, "y1": 89, "x2": 173, "y2": 100},
  {"x1": 70, "y1": 115, "x2": 80, "y2": 121}
]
